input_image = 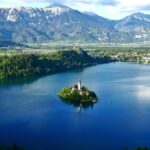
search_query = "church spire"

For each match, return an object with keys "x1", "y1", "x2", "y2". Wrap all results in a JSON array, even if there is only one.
[{"x1": 78, "y1": 80, "x2": 81, "y2": 90}]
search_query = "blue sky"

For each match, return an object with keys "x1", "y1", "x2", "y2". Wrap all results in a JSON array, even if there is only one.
[{"x1": 0, "y1": 0, "x2": 150, "y2": 19}]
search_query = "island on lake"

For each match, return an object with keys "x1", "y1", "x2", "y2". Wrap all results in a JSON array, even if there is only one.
[{"x1": 58, "y1": 81, "x2": 98, "y2": 108}]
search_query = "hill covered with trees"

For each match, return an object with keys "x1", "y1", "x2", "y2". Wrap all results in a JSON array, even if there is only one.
[{"x1": 0, "y1": 48, "x2": 113, "y2": 78}]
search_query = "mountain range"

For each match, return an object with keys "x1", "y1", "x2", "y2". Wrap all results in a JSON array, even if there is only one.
[{"x1": 1, "y1": 3, "x2": 150, "y2": 43}]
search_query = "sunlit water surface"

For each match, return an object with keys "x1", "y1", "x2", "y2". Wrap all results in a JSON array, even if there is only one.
[{"x1": 0, "y1": 62, "x2": 150, "y2": 150}]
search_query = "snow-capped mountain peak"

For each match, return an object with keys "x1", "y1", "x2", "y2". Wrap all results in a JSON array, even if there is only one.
[
  {"x1": 131, "y1": 12, "x2": 150, "y2": 22},
  {"x1": 1, "y1": 4, "x2": 150, "y2": 43},
  {"x1": 83, "y1": 11, "x2": 98, "y2": 16},
  {"x1": 44, "y1": 3, "x2": 71, "y2": 15},
  {"x1": 0, "y1": 7, "x2": 42, "y2": 22}
]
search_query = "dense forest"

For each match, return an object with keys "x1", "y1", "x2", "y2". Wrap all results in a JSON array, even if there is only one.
[
  {"x1": 0, "y1": 48, "x2": 113, "y2": 78},
  {"x1": 1, "y1": 45, "x2": 150, "y2": 79}
]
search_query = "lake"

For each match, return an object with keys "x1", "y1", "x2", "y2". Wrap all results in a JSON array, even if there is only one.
[{"x1": 0, "y1": 62, "x2": 150, "y2": 150}]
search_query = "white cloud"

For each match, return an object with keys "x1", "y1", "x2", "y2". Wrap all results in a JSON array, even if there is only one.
[
  {"x1": 0, "y1": 0, "x2": 150, "y2": 19},
  {"x1": 116, "y1": 0, "x2": 150, "y2": 12},
  {"x1": 65, "y1": 0, "x2": 150, "y2": 19}
]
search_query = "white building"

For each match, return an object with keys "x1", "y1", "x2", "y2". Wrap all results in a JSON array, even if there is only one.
[{"x1": 78, "y1": 80, "x2": 81, "y2": 90}]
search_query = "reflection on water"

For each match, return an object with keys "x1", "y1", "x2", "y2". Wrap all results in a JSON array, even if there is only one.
[
  {"x1": 0, "y1": 67, "x2": 88, "y2": 87},
  {"x1": 135, "y1": 85, "x2": 150, "y2": 101},
  {"x1": 59, "y1": 97, "x2": 96, "y2": 109},
  {"x1": 1, "y1": 62, "x2": 150, "y2": 150},
  {"x1": 0, "y1": 76, "x2": 39, "y2": 86}
]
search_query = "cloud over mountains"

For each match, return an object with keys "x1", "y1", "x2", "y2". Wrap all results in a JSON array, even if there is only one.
[{"x1": 0, "y1": 0, "x2": 150, "y2": 19}]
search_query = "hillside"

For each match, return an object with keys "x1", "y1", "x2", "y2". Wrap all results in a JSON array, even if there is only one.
[
  {"x1": 0, "y1": 48, "x2": 113, "y2": 78},
  {"x1": 0, "y1": 4, "x2": 114, "y2": 43},
  {"x1": 0, "y1": 41, "x2": 27, "y2": 48},
  {"x1": 1, "y1": 4, "x2": 150, "y2": 43}
]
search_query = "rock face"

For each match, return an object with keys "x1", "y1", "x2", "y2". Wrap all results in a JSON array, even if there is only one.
[{"x1": 1, "y1": 3, "x2": 150, "y2": 43}]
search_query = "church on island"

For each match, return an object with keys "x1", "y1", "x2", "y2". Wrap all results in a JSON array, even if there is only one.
[
  {"x1": 71, "y1": 80, "x2": 82, "y2": 91},
  {"x1": 57, "y1": 80, "x2": 98, "y2": 105},
  {"x1": 71, "y1": 80, "x2": 88, "y2": 96}
]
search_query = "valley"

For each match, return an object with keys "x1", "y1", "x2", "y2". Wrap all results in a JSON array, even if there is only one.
[
  {"x1": 1, "y1": 1, "x2": 150, "y2": 150},
  {"x1": 1, "y1": 43, "x2": 150, "y2": 79}
]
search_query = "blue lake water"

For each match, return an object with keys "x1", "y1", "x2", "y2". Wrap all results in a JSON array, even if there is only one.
[{"x1": 0, "y1": 62, "x2": 150, "y2": 150}]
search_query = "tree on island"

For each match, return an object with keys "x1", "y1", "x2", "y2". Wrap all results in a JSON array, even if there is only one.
[{"x1": 57, "y1": 81, "x2": 98, "y2": 108}]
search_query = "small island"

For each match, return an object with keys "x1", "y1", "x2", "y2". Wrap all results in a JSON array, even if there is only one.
[{"x1": 58, "y1": 81, "x2": 98, "y2": 108}]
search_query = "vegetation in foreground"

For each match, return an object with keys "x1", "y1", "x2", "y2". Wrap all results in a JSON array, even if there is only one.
[
  {"x1": 0, "y1": 144, "x2": 24, "y2": 150},
  {"x1": 132, "y1": 147, "x2": 150, "y2": 150},
  {"x1": 0, "y1": 47, "x2": 113, "y2": 79},
  {"x1": 0, "y1": 144, "x2": 149, "y2": 150}
]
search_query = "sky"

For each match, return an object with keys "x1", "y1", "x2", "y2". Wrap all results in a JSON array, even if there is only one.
[{"x1": 0, "y1": 0, "x2": 150, "y2": 20}]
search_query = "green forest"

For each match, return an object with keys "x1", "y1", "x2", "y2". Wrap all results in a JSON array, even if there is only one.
[
  {"x1": 0, "y1": 48, "x2": 113, "y2": 78},
  {"x1": 1, "y1": 45, "x2": 150, "y2": 79}
]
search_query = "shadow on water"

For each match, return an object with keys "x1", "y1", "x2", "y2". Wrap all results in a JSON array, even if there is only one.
[
  {"x1": 0, "y1": 65, "x2": 92, "y2": 86},
  {"x1": 59, "y1": 97, "x2": 97, "y2": 110},
  {"x1": 0, "y1": 76, "x2": 40, "y2": 86}
]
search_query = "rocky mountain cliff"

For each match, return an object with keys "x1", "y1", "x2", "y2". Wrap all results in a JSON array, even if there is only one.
[{"x1": 0, "y1": 3, "x2": 150, "y2": 43}]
